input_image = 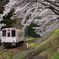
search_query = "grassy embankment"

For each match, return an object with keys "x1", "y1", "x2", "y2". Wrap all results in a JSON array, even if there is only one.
[
  {"x1": 14, "y1": 29, "x2": 59, "y2": 59},
  {"x1": 1, "y1": 29, "x2": 58, "y2": 59}
]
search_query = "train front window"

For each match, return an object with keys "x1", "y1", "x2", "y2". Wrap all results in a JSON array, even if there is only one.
[
  {"x1": 8, "y1": 33, "x2": 10, "y2": 37},
  {"x1": 12, "y1": 30, "x2": 16, "y2": 37},
  {"x1": 2, "y1": 30, "x2": 6, "y2": 37}
]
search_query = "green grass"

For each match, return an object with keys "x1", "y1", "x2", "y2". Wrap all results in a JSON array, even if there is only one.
[
  {"x1": 37, "y1": 44, "x2": 51, "y2": 52},
  {"x1": 19, "y1": 56, "x2": 27, "y2": 59},
  {"x1": 40, "y1": 29, "x2": 59, "y2": 43},
  {"x1": 52, "y1": 52, "x2": 59, "y2": 59},
  {"x1": 38, "y1": 32, "x2": 59, "y2": 59},
  {"x1": 0, "y1": 50, "x2": 15, "y2": 59},
  {"x1": 56, "y1": 38, "x2": 59, "y2": 40},
  {"x1": 25, "y1": 37, "x2": 35, "y2": 41}
]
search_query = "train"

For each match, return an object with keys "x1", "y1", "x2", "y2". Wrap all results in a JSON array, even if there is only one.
[{"x1": 1, "y1": 28, "x2": 25, "y2": 47}]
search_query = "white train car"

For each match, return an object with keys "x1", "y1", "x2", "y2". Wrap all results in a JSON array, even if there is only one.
[{"x1": 1, "y1": 28, "x2": 25, "y2": 47}]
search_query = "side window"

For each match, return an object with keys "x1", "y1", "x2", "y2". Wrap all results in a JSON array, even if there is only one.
[
  {"x1": 2, "y1": 30, "x2": 6, "y2": 37},
  {"x1": 12, "y1": 30, "x2": 16, "y2": 37}
]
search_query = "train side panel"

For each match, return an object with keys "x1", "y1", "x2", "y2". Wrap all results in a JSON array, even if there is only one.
[{"x1": 16, "y1": 29, "x2": 24, "y2": 43}]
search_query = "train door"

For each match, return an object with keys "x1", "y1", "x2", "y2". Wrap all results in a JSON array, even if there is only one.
[
  {"x1": 11, "y1": 30, "x2": 16, "y2": 42},
  {"x1": 7, "y1": 29, "x2": 16, "y2": 42},
  {"x1": 6, "y1": 29, "x2": 11, "y2": 42},
  {"x1": 2, "y1": 29, "x2": 6, "y2": 43}
]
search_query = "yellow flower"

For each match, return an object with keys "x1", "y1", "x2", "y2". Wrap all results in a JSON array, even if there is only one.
[
  {"x1": 29, "y1": 43, "x2": 36, "y2": 46},
  {"x1": 54, "y1": 29, "x2": 59, "y2": 34}
]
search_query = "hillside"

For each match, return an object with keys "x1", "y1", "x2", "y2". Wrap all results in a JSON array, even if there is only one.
[
  {"x1": 0, "y1": 28, "x2": 59, "y2": 59},
  {"x1": 13, "y1": 29, "x2": 59, "y2": 59}
]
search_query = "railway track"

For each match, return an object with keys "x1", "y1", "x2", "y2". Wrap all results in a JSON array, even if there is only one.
[
  {"x1": 0, "y1": 47, "x2": 9, "y2": 53},
  {"x1": 25, "y1": 38, "x2": 39, "y2": 43},
  {"x1": 12, "y1": 38, "x2": 40, "y2": 53},
  {"x1": 0, "y1": 38, "x2": 39, "y2": 53}
]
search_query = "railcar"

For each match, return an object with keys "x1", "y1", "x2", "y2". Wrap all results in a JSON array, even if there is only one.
[{"x1": 1, "y1": 28, "x2": 25, "y2": 47}]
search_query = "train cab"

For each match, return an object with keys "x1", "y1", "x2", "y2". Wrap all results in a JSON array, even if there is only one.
[{"x1": 1, "y1": 28, "x2": 25, "y2": 47}]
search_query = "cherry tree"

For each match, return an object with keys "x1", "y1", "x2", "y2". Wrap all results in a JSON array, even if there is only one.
[{"x1": 1, "y1": 0, "x2": 59, "y2": 36}]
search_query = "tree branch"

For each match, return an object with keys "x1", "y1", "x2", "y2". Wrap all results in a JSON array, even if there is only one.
[{"x1": 45, "y1": 0, "x2": 59, "y2": 7}]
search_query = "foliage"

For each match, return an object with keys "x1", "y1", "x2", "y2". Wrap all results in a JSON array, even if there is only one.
[
  {"x1": 54, "y1": 29, "x2": 59, "y2": 34},
  {"x1": 26, "y1": 23, "x2": 40, "y2": 37},
  {"x1": 26, "y1": 14, "x2": 31, "y2": 20},
  {"x1": 24, "y1": 14, "x2": 31, "y2": 24},
  {"x1": 0, "y1": 0, "x2": 9, "y2": 14},
  {"x1": 3, "y1": 9, "x2": 15, "y2": 19},
  {"x1": 3, "y1": 0, "x2": 9, "y2": 6},
  {"x1": 0, "y1": 0, "x2": 59, "y2": 36},
  {"x1": 0, "y1": 7, "x2": 4, "y2": 14},
  {"x1": 0, "y1": 0, "x2": 9, "y2": 6},
  {"x1": 1, "y1": 9, "x2": 16, "y2": 29}
]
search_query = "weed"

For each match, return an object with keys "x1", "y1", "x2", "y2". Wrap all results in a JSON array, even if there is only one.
[
  {"x1": 25, "y1": 37, "x2": 35, "y2": 41},
  {"x1": 29, "y1": 43, "x2": 36, "y2": 46},
  {"x1": 32, "y1": 52, "x2": 35, "y2": 55},
  {"x1": 29, "y1": 42, "x2": 39, "y2": 47},
  {"x1": 52, "y1": 52, "x2": 59, "y2": 59},
  {"x1": 54, "y1": 29, "x2": 59, "y2": 34},
  {"x1": 56, "y1": 38, "x2": 59, "y2": 40},
  {"x1": 0, "y1": 49, "x2": 15, "y2": 59},
  {"x1": 37, "y1": 44, "x2": 51, "y2": 52},
  {"x1": 19, "y1": 56, "x2": 27, "y2": 59}
]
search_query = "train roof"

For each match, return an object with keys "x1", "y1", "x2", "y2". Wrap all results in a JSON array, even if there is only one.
[{"x1": 2, "y1": 28, "x2": 21, "y2": 30}]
